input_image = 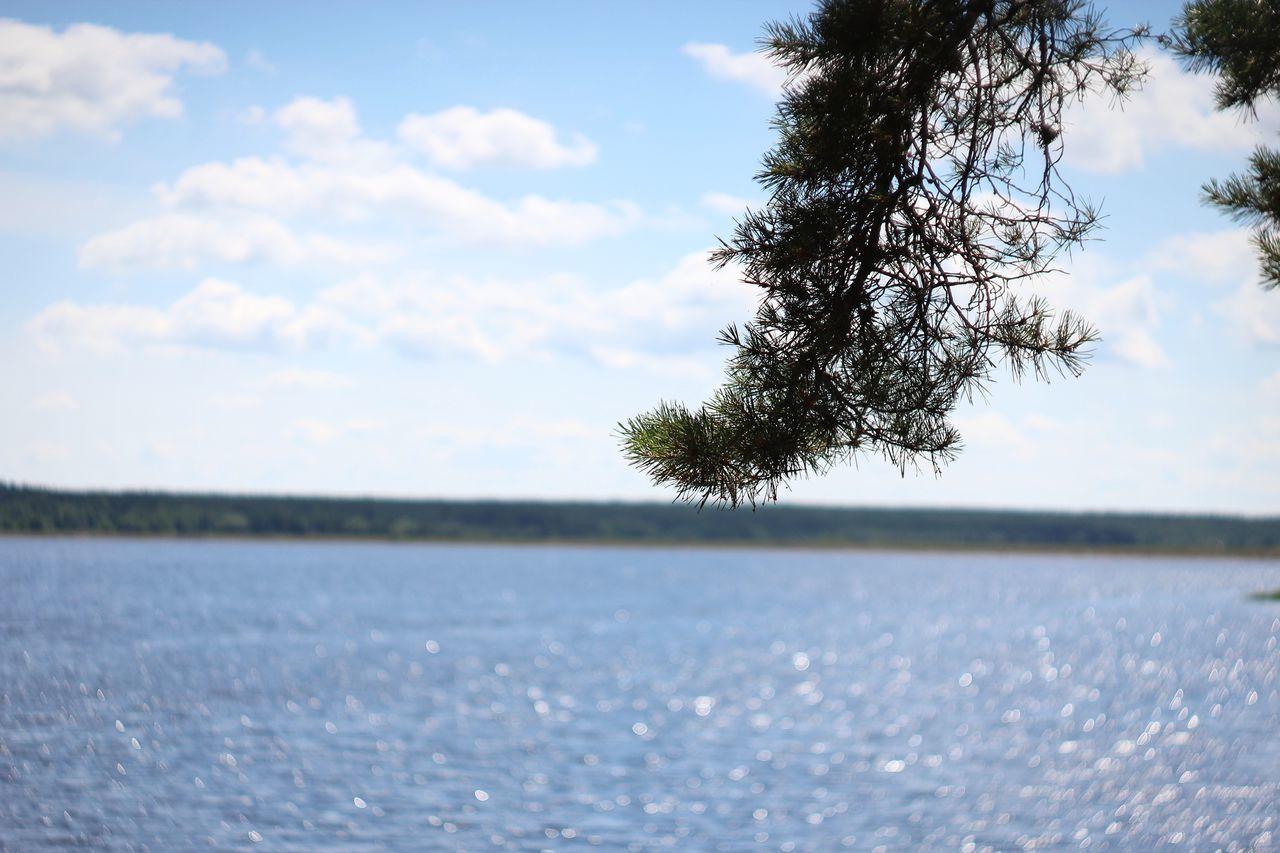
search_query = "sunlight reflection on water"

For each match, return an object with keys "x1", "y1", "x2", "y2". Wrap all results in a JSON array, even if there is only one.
[{"x1": 1, "y1": 538, "x2": 1278, "y2": 850}]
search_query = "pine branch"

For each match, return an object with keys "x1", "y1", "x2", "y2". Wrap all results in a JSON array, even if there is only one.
[{"x1": 622, "y1": 0, "x2": 1145, "y2": 507}]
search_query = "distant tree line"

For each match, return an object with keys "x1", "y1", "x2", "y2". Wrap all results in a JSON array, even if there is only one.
[{"x1": 2, "y1": 483, "x2": 1278, "y2": 554}]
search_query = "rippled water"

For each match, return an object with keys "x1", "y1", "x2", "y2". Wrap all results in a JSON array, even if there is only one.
[{"x1": 2, "y1": 538, "x2": 1278, "y2": 851}]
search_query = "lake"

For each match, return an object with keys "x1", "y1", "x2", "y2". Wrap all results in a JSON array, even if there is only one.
[{"x1": 1, "y1": 538, "x2": 1278, "y2": 850}]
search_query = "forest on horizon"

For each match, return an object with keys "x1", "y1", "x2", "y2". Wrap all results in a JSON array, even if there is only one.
[{"x1": 3, "y1": 483, "x2": 1278, "y2": 555}]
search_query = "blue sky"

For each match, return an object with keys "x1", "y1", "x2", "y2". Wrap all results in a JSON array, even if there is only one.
[{"x1": 1, "y1": 1, "x2": 1277, "y2": 514}]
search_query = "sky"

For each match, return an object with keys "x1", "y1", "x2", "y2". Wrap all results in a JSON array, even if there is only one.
[{"x1": 1, "y1": 1, "x2": 1277, "y2": 514}]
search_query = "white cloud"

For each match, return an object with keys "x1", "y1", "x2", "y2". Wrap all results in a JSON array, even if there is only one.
[
  {"x1": 701, "y1": 191, "x2": 752, "y2": 216},
  {"x1": 265, "y1": 368, "x2": 352, "y2": 390},
  {"x1": 1088, "y1": 275, "x2": 1169, "y2": 366},
  {"x1": 154, "y1": 278, "x2": 296, "y2": 347},
  {"x1": 1037, "y1": 261, "x2": 1171, "y2": 369},
  {"x1": 274, "y1": 95, "x2": 393, "y2": 167},
  {"x1": 682, "y1": 42, "x2": 786, "y2": 96},
  {"x1": 78, "y1": 213, "x2": 394, "y2": 270},
  {"x1": 1039, "y1": 226, "x2": 1272, "y2": 367},
  {"x1": 30, "y1": 301, "x2": 169, "y2": 353},
  {"x1": 130, "y1": 94, "x2": 637, "y2": 246},
  {"x1": 33, "y1": 390, "x2": 78, "y2": 412},
  {"x1": 326, "y1": 251, "x2": 755, "y2": 365},
  {"x1": 599, "y1": 251, "x2": 756, "y2": 346},
  {"x1": 954, "y1": 412, "x2": 1033, "y2": 456},
  {"x1": 1065, "y1": 49, "x2": 1272, "y2": 174},
  {"x1": 276, "y1": 303, "x2": 367, "y2": 350},
  {"x1": 1218, "y1": 282, "x2": 1280, "y2": 347},
  {"x1": 1263, "y1": 371, "x2": 1280, "y2": 396},
  {"x1": 398, "y1": 106, "x2": 596, "y2": 170},
  {"x1": 1110, "y1": 327, "x2": 1171, "y2": 369},
  {"x1": 0, "y1": 18, "x2": 225, "y2": 141},
  {"x1": 588, "y1": 346, "x2": 716, "y2": 377},
  {"x1": 29, "y1": 278, "x2": 301, "y2": 353},
  {"x1": 315, "y1": 270, "x2": 578, "y2": 363},
  {"x1": 158, "y1": 156, "x2": 639, "y2": 245},
  {"x1": 27, "y1": 251, "x2": 758, "y2": 368},
  {"x1": 1144, "y1": 228, "x2": 1258, "y2": 286},
  {"x1": 276, "y1": 95, "x2": 358, "y2": 153},
  {"x1": 157, "y1": 157, "x2": 310, "y2": 212},
  {"x1": 951, "y1": 413, "x2": 1059, "y2": 461},
  {"x1": 378, "y1": 313, "x2": 510, "y2": 363}
]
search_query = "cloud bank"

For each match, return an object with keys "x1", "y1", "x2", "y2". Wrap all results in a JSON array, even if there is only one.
[
  {"x1": 1065, "y1": 50, "x2": 1276, "y2": 174},
  {"x1": 78, "y1": 95, "x2": 638, "y2": 254},
  {"x1": 0, "y1": 18, "x2": 225, "y2": 141},
  {"x1": 31, "y1": 251, "x2": 758, "y2": 369}
]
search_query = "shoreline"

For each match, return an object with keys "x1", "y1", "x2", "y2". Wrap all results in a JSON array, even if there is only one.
[{"x1": 4, "y1": 530, "x2": 1279, "y2": 561}]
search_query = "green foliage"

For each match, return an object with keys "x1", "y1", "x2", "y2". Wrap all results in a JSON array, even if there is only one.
[
  {"x1": 2, "y1": 483, "x2": 1278, "y2": 554},
  {"x1": 1169, "y1": 0, "x2": 1280, "y2": 109},
  {"x1": 1169, "y1": 0, "x2": 1280, "y2": 288},
  {"x1": 622, "y1": 0, "x2": 1144, "y2": 507},
  {"x1": 1202, "y1": 147, "x2": 1280, "y2": 287}
]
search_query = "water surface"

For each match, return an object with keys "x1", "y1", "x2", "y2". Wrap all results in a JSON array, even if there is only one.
[{"x1": 2, "y1": 538, "x2": 1278, "y2": 850}]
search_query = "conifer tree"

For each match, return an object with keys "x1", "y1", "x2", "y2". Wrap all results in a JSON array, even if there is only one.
[
  {"x1": 620, "y1": 0, "x2": 1144, "y2": 507},
  {"x1": 1168, "y1": 0, "x2": 1280, "y2": 289}
]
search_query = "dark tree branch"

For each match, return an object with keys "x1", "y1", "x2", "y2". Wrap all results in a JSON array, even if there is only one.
[{"x1": 621, "y1": 0, "x2": 1145, "y2": 507}]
